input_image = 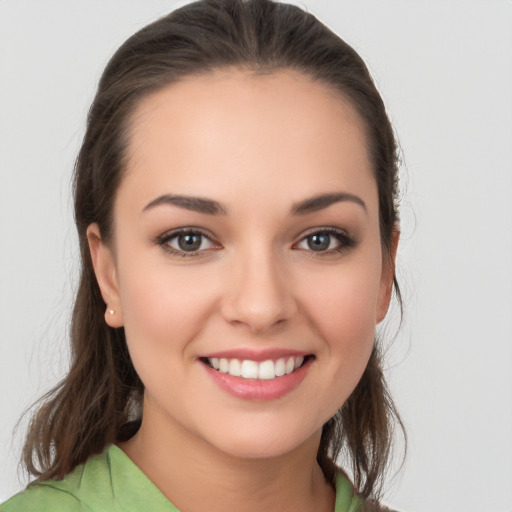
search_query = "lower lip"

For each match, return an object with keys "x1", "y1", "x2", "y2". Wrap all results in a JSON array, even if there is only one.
[{"x1": 202, "y1": 359, "x2": 312, "y2": 401}]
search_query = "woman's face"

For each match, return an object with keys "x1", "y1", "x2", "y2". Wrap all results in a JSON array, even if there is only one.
[{"x1": 89, "y1": 69, "x2": 396, "y2": 460}]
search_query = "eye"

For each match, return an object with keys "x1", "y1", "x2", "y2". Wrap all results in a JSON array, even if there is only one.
[
  {"x1": 156, "y1": 229, "x2": 219, "y2": 256},
  {"x1": 295, "y1": 228, "x2": 355, "y2": 254}
]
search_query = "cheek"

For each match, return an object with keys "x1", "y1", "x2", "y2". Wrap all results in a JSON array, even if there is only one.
[
  {"x1": 298, "y1": 256, "x2": 382, "y2": 362},
  {"x1": 116, "y1": 256, "x2": 220, "y2": 366}
]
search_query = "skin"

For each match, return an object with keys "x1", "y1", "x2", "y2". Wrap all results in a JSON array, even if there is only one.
[{"x1": 88, "y1": 69, "x2": 397, "y2": 512}]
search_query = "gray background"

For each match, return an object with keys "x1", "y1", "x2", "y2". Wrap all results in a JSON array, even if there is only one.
[{"x1": 1, "y1": 1, "x2": 511, "y2": 510}]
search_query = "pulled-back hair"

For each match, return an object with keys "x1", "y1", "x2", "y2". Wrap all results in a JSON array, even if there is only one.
[{"x1": 22, "y1": 0, "x2": 404, "y2": 501}]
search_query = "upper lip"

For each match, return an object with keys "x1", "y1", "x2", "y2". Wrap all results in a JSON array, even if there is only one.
[{"x1": 200, "y1": 348, "x2": 311, "y2": 362}]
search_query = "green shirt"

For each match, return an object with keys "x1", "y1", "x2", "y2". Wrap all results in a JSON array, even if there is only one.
[{"x1": 0, "y1": 445, "x2": 363, "y2": 511}]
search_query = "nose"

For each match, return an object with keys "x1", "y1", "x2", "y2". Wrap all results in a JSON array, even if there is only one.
[{"x1": 221, "y1": 247, "x2": 297, "y2": 334}]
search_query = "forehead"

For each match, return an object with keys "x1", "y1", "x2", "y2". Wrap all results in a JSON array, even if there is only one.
[{"x1": 121, "y1": 69, "x2": 376, "y2": 213}]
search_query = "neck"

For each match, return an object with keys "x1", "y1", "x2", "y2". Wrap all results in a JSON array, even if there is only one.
[{"x1": 119, "y1": 405, "x2": 335, "y2": 512}]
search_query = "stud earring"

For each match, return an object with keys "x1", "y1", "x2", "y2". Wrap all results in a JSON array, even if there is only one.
[{"x1": 108, "y1": 308, "x2": 115, "y2": 315}]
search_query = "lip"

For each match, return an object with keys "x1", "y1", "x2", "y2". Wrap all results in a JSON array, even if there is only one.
[{"x1": 201, "y1": 355, "x2": 313, "y2": 401}]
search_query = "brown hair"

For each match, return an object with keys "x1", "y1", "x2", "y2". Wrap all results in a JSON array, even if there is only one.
[{"x1": 22, "y1": 0, "x2": 404, "y2": 501}]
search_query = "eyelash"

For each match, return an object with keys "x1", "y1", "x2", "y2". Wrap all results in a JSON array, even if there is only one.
[
  {"x1": 293, "y1": 227, "x2": 357, "y2": 255},
  {"x1": 155, "y1": 228, "x2": 220, "y2": 257},
  {"x1": 154, "y1": 227, "x2": 356, "y2": 257}
]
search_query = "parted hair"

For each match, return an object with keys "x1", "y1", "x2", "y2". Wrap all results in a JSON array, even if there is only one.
[{"x1": 22, "y1": 0, "x2": 404, "y2": 501}]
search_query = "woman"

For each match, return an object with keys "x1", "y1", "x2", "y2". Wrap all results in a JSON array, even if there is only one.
[{"x1": 1, "y1": 0, "x2": 404, "y2": 510}]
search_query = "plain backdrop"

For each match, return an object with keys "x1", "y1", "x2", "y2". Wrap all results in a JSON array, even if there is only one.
[{"x1": 1, "y1": 1, "x2": 511, "y2": 511}]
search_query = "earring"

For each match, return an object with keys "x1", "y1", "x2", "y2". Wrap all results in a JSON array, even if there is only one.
[{"x1": 108, "y1": 308, "x2": 115, "y2": 315}]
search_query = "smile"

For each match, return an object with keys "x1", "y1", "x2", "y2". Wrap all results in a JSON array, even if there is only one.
[
  {"x1": 201, "y1": 353, "x2": 313, "y2": 401},
  {"x1": 205, "y1": 355, "x2": 307, "y2": 380}
]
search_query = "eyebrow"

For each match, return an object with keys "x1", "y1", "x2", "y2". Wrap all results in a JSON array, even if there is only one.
[
  {"x1": 142, "y1": 194, "x2": 228, "y2": 215},
  {"x1": 290, "y1": 192, "x2": 367, "y2": 215},
  {"x1": 142, "y1": 191, "x2": 366, "y2": 216}
]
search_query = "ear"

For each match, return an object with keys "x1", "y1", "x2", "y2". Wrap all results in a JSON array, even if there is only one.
[
  {"x1": 376, "y1": 226, "x2": 400, "y2": 323},
  {"x1": 87, "y1": 223, "x2": 124, "y2": 328}
]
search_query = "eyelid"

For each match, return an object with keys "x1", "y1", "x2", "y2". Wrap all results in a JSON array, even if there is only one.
[
  {"x1": 154, "y1": 227, "x2": 221, "y2": 256},
  {"x1": 153, "y1": 225, "x2": 356, "y2": 257},
  {"x1": 292, "y1": 226, "x2": 356, "y2": 254}
]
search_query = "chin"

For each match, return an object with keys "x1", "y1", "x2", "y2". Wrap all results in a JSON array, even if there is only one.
[{"x1": 200, "y1": 417, "x2": 323, "y2": 462}]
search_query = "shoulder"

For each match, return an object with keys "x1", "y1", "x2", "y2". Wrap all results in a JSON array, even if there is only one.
[
  {"x1": 0, "y1": 484, "x2": 84, "y2": 512},
  {"x1": 334, "y1": 473, "x2": 400, "y2": 512},
  {"x1": 0, "y1": 445, "x2": 177, "y2": 512},
  {"x1": 0, "y1": 447, "x2": 117, "y2": 512},
  {"x1": 334, "y1": 472, "x2": 364, "y2": 512}
]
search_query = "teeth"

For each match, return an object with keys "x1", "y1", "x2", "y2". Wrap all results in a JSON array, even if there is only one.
[
  {"x1": 229, "y1": 359, "x2": 241, "y2": 377},
  {"x1": 220, "y1": 358, "x2": 230, "y2": 373},
  {"x1": 258, "y1": 360, "x2": 275, "y2": 380},
  {"x1": 275, "y1": 358, "x2": 286, "y2": 377},
  {"x1": 241, "y1": 360, "x2": 259, "y2": 379},
  {"x1": 207, "y1": 355, "x2": 306, "y2": 380}
]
